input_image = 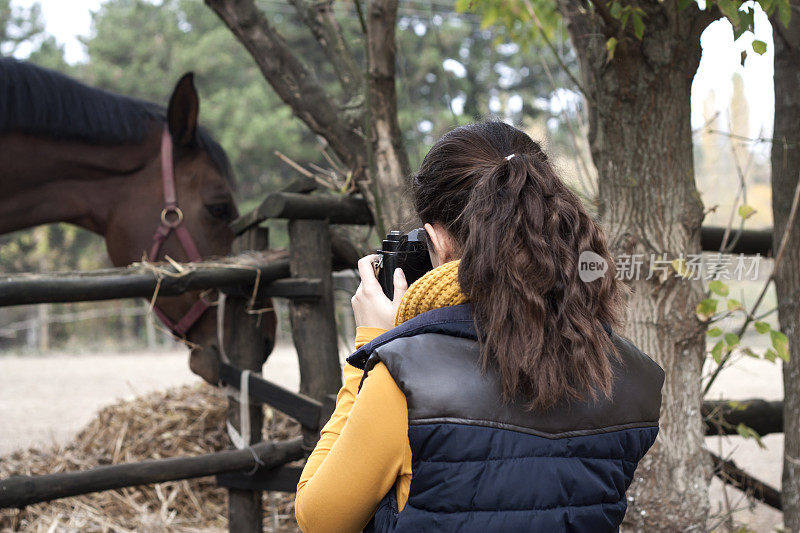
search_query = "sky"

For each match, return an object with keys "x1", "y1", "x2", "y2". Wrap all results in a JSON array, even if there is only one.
[{"x1": 10, "y1": 0, "x2": 776, "y2": 142}]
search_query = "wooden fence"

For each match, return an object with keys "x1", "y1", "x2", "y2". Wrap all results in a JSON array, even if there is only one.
[
  {"x1": 0, "y1": 182, "x2": 786, "y2": 527},
  {"x1": 0, "y1": 186, "x2": 369, "y2": 532}
]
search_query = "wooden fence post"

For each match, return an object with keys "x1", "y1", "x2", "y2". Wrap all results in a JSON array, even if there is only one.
[
  {"x1": 225, "y1": 227, "x2": 270, "y2": 533},
  {"x1": 288, "y1": 219, "x2": 342, "y2": 443}
]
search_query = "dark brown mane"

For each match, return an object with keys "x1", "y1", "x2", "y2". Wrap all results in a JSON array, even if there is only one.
[{"x1": 0, "y1": 57, "x2": 233, "y2": 184}]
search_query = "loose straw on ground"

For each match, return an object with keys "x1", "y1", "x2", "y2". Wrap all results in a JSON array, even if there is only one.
[{"x1": 0, "y1": 384, "x2": 302, "y2": 533}]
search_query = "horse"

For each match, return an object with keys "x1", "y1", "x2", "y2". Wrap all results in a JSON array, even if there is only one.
[{"x1": 0, "y1": 58, "x2": 276, "y2": 384}]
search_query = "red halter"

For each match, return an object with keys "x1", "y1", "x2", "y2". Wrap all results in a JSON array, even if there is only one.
[{"x1": 147, "y1": 126, "x2": 211, "y2": 337}]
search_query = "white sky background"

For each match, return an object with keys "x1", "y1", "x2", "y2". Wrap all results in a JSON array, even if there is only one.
[{"x1": 11, "y1": 0, "x2": 776, "y2": 142}]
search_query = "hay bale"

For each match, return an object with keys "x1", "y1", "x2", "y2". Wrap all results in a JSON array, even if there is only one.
[{"x1": 0, "y1": 384, "x2": 301, "y2": 532}]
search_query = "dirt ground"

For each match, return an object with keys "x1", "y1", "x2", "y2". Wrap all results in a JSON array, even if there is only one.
[
  {"x1": 0, "y1": 344, "x2": 304, "y2": 455},
  {"x1": 0, "y1": 342, "x2": 787, "y2": 531}
]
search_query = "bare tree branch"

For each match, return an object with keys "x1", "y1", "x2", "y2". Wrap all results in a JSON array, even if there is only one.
[
  {"x1": 204, "y1": 0, "x2": 363, "y2": 169},
  {"x1": 207, "y1": 0, "x2": 412, "y2": 231},
  {"x1": 288, "y1": 0, "x2": 362, "y2": 95},
  {"x1": 522, "y1": 0, "x2": 589, "y2": 100}
]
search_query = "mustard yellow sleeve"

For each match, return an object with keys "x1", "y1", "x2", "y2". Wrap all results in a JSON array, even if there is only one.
[
  {"x1": 297, "y1": 326, "x2": 387, "y2": 488},
  {"x1": 294, "y1": 362, "x2": 409, "y2": 533},
  {"x1": 296, "y1": 326, "x2": 389, "y2": 500},
  {"x1": 355, "y1": 326, "x2": 388, "y2": 349},
  {"x1": 296, "y1": 363, "x2": 363, "y2": 500}
]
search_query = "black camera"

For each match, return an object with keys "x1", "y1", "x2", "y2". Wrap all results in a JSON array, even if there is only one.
[{"x1": 375, "y1": 228, "x2": 433, "y2": 300}]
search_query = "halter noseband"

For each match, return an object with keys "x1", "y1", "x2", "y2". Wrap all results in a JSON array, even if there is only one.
[{"x1": 147, "y1": 126, "x2": 211, "y2": 337}]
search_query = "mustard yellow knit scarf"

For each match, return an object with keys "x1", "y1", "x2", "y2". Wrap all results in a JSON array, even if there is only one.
[{"x1": 394, "y1": 259, "x2": 469, "y2": 326}]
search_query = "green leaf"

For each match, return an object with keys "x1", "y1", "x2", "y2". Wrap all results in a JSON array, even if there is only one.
[
  {"x1": 733, "y1": 7, "x2": 755, "y2": 40},
  {"x1": 610, "y1": 1, "x2": 623, "y2": 19},
  {"x1": 738, "y1": 204, "x2": 756, "y2": 219},
  {"x1": 770, "y1": 329, "x2": 790, "y2": 361},
  {"x1": 718, "y1": 0, "x2": 741, "y2": 23},
  {"x1": 606, "y1": 37, "x2": 618, "y2": 62},
  {"x1": 620, "y1": 10, "x2": 631, "y2": 30},
  {"x1": 754, "y1": 321, "x2": 771, "y2": 334},
  {"x1": 672, "y1": 258, "x2": 690, "y2": 278},
  {"x1": 707, "y1": 327, "x2": 723, "y2": 337},
  {"x1": 696, "y1": 298, "x2": 718, "y2": 321},
  {"x1": 711, "y1": 340, "x2": 724, "y2": 364},
  {"x1": 728, "y1": 400, "x2": 745, "y2": 410},
  {"x1": 454, "y1": 0, "x2": 472, "y2": 12},
  {"x1": 724, "y1": 333, "x2": 740, "y2": 347},
  {"x1": 739, "y1": 7, "x2": 755, "y2": 31},
  {"x1": 752, "y1": 39, "x2": 767, "y2": 55},
  {"x1": 736, "y1": 423, "x2": 766, "y2": 448},
  {"x1": 759, "y1": 0, "x2": 775, "y2": 14},
  {"x1": 765, "y1": 348, "x2": 778, "y2": 362},
  {"x1": 709, "y1": 280, "x2": 729, "y2": 296},
  {"x1": 727, "y1": 299, "x2": 743, "y2": 311},
  {"x1": 778, "y1": 0, "x2": 792, "y2": 27},
  {"x1": 632, "y1": 12, "x2": 645, "y2": 40},
  {"x1": 480, "y1": 7, "x2": 498, "y2": 29},
  {"x1": 733, "y1": 11, "x2": 753, "y2": 41}
]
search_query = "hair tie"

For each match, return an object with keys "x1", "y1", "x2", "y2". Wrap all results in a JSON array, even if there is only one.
[{"x1": 505, "y1": 153, "x2": 516, "y2": 161}]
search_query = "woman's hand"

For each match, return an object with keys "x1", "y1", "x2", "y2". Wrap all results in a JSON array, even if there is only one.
[{"x1": 351, "y1": 254, "x2": 408, "y2": 330}]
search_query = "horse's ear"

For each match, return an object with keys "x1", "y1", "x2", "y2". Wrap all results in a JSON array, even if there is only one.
[{"x1": 167, "y1": 72, "x2": 199, "y2": 147}]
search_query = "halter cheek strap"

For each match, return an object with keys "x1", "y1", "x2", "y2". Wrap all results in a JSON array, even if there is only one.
[{"x1": 147, "y1": 126, "x2": 211, "y2": 337}]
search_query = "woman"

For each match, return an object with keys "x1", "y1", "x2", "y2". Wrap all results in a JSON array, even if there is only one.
[{"x1": 294, "y1": 121, "x2": 664, "y2": 532}]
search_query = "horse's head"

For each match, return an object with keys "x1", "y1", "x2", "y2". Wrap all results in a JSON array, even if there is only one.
[{"x1": 104, "y1": 73, "x2": 275, "y2": 384}]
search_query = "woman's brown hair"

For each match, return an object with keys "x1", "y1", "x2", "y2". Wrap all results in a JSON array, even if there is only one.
[{"x1": 412, "y1": 121, "x2": 623, "y2": 410}]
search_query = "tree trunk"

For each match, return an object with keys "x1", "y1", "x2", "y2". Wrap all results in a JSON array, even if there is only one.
[
  {"x1": 771, "y1": 4, "x2": 800, "y2": 529},
  {"x1": 557, "y1": 1, "x2": 712, "y2": 529},
  {"x1": 366, "y1": 0, "x2": 413, "y2": 232}
]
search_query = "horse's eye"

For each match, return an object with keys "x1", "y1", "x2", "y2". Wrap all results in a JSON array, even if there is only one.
[{"x1": 206, "y1": 202, "x2": 234, "y2": 221}]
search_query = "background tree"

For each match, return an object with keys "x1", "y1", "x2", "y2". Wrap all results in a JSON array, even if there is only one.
[
  {"x1": 0, "y1": 0, "x2": 66, "y2": 68},
  {"x1": 770, "y1": 0, "x2": 800, "y2": 527},
  {"x1": 393, "y1": 11, "x2": 582, "y2": 167},
  {"x1": 203, "y1": 0, "x2": 413, "y2": 234},
  {"x1": 201, "y1": 0, "x2": 583, "y2": 234}
]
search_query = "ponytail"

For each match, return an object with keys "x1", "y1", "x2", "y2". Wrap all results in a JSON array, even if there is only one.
[{"x1": 412, "y1": 121, "x2": 622, "y2": 410}]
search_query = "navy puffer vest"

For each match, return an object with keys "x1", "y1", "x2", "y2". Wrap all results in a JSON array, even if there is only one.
[{"x1": 347, "y1": 303, "x2": 664, "y2": 533}]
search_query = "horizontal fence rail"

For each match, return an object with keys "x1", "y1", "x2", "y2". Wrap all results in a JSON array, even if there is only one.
[
  {"x1": 702, "y1": 399, "x2": 783, "y2": 436},
  {"x1": 217, "y1": 465, "x2": 303, "y2": 493},
  {"x1": 0, "y1": 259, "x2": 325, "y2": 307},
  {"x1": 231, "y1": 192, "x2": 373, "y2": 235},
  {"x1": 700, "y1": 226, "x2": 773, "y2": 256},
  {"x1": 219, "y1": 362, "x2": 322, "y2": 431},
  {"x1": 710, "y1": 451, "x2": 782, "y2": 510},
  {"x1": 0, "y1": 227, "x2": 777, "y2": 310},
  {"x1": 0, "y1": 437, "x2": 304, "y2": 509}
]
